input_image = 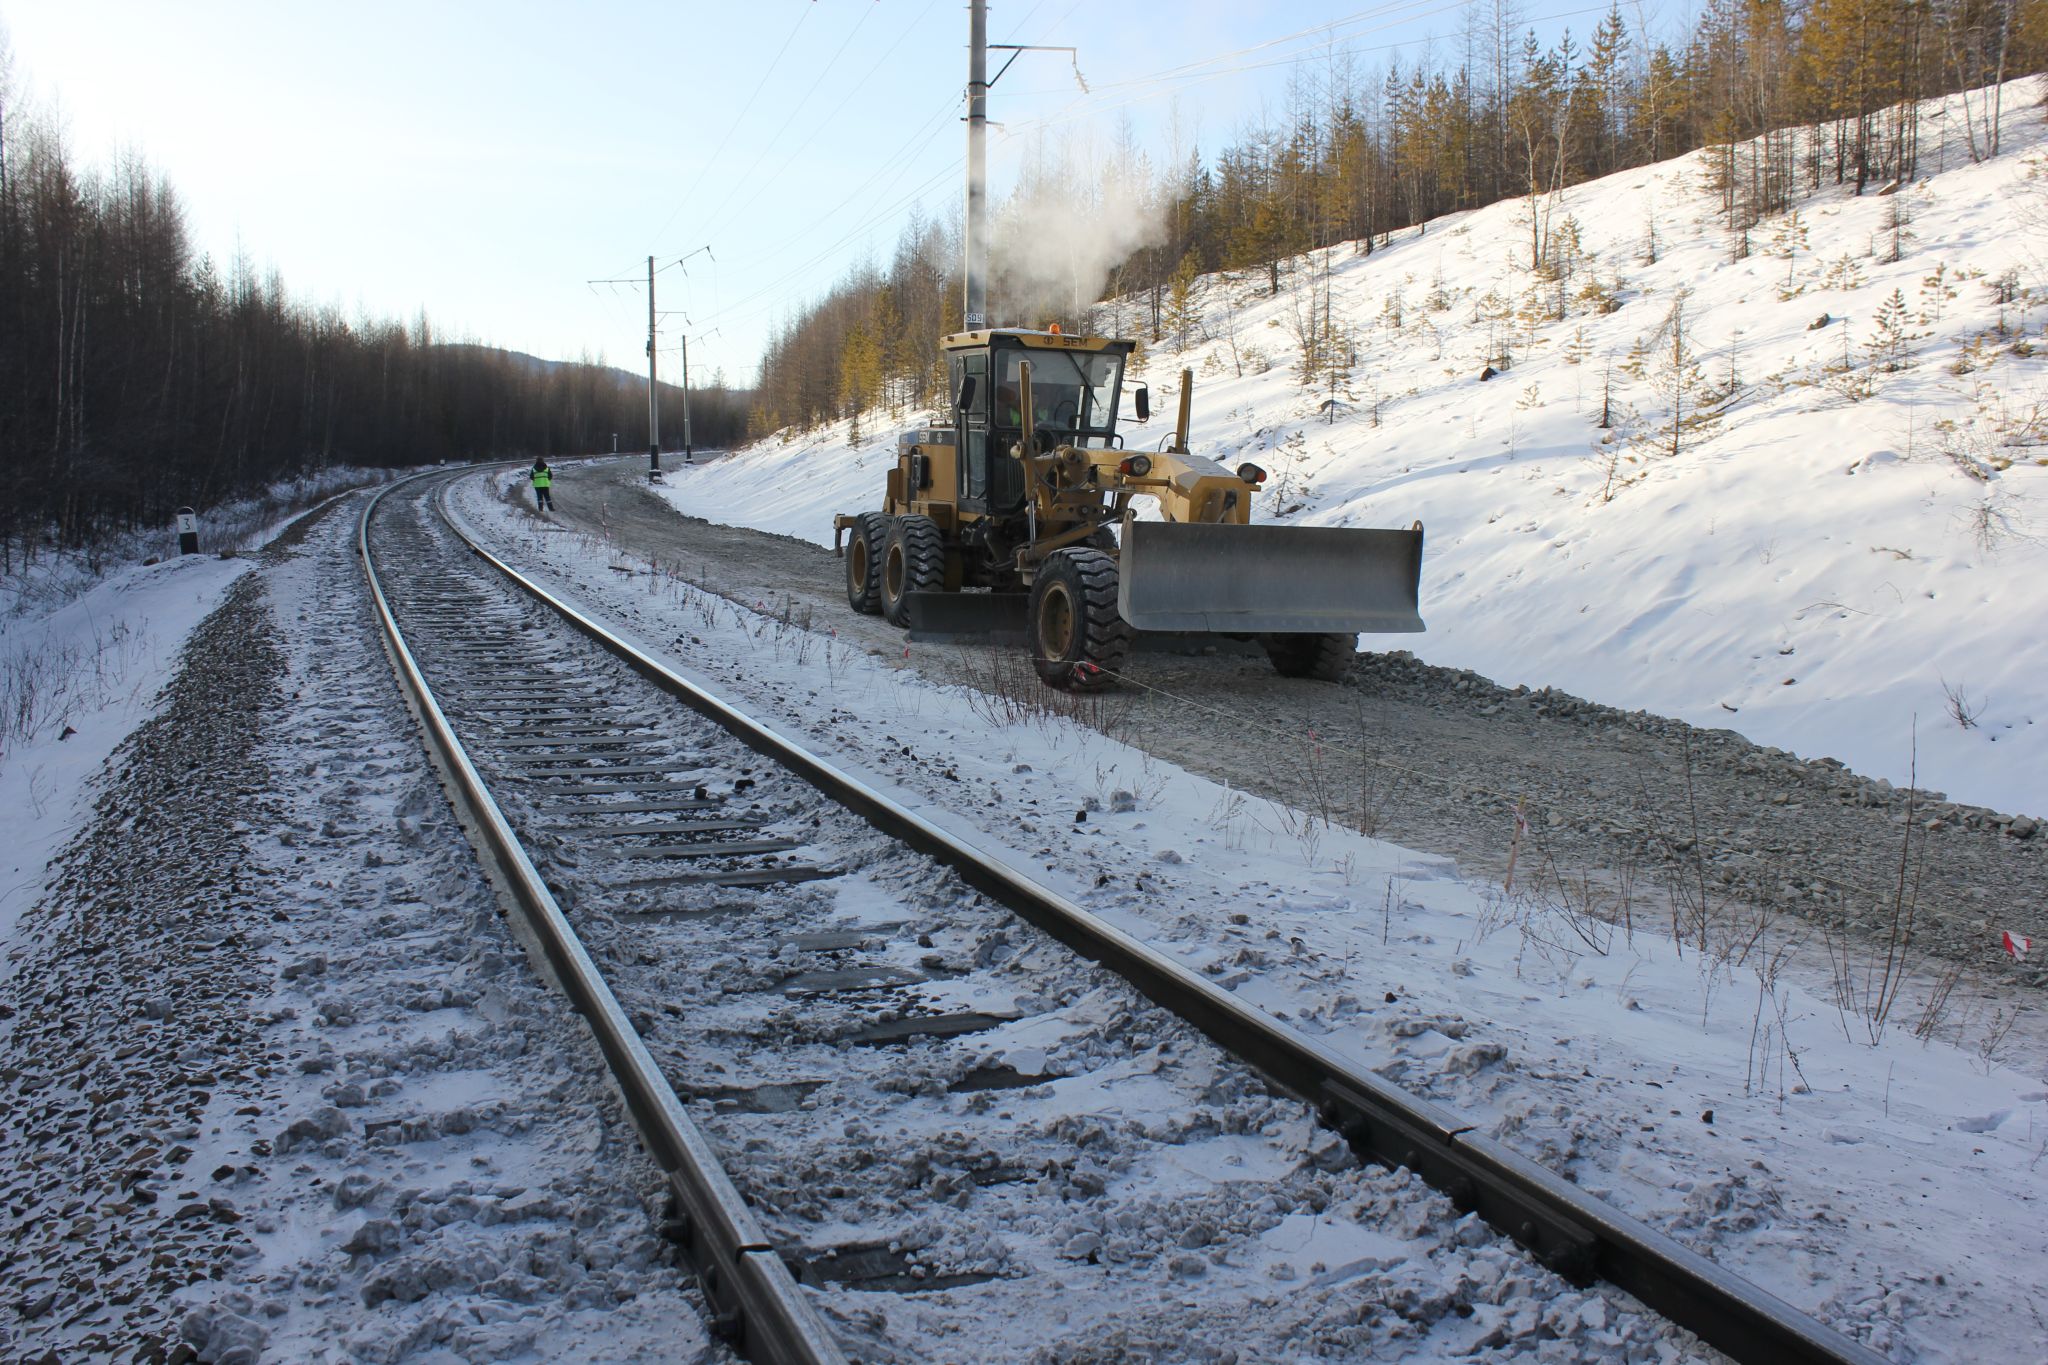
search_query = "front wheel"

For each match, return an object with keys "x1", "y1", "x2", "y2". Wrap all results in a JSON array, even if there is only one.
[
  {"x1": 1260, "y1": 631, "x2": 1357, "y2": 682},
  {"x1": 1029, "y1": 547, "x2": 1130, "y2": 690}
]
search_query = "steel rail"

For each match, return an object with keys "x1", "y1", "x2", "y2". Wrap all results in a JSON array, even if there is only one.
[
  {"x1": 358, "y1": 475, "x2": 848, "y2": 1365},
  {"x1": 436, "y1": 476, "x2": 1891, "y2": 1365}
]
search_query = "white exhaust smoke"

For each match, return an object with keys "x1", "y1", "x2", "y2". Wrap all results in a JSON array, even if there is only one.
[{"x1": 988, "y1": 129, "x2": 1166, "y2": 329}]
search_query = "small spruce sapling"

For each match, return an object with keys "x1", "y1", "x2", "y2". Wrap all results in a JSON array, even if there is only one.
[
  {"x1": 1641, "y1": 292, "x2": 1723, "y2": 460},
  {"x1": 1770, "y1": 210, "x2": 1809, "y2": 298},
  {"x1": 1163, "y1": 252, "x2": 1203, "y2": 352},
  {"x1": 1866, "y1": 290, "x2": 1911, "y2": 373},
  {"x1": 1427, "y1": 266, "x2": 1452, "y2": 312},
  {"x1": 1919, "y1": 262, "x2": 1957, "y2": 324},
  {"x1": 1378, "y1": 290, "x2": 1403, "y2": 336}
]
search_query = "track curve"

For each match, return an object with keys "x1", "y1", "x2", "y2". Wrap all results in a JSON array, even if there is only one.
[{"x1": 359, "y1": 469, "x2": 1885, "y2": 1365}]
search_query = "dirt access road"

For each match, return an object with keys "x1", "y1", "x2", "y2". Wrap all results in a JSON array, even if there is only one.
[{"x1": 529, "y1": 456, "x2": 2045, "y2": 990}]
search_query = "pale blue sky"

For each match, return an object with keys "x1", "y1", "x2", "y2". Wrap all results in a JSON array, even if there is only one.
[{"x1": 3, "y1": 1, "x2": 1637, "y2": 385}]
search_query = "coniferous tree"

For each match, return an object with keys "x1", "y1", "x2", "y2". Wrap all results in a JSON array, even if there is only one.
[
  {"x1": 0, "y1": 96, "x2": 751, "y2": 561},
  {"x1": 1162, "y1": 253, "x2": 1202, "y2": 352}
]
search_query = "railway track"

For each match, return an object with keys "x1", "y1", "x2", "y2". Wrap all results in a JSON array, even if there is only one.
[{"x1": 360, "y1": 469, "x2": 1886, "y2": 1364}]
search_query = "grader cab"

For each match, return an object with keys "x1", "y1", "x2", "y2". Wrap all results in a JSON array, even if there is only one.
[{"x1": 833, "y1": 328, "x2": 1424, "y2": 689}]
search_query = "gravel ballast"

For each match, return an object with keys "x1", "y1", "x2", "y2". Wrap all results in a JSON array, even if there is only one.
[{"x1": 0, "y1": 499, "x2": 721, "y2": 1364}]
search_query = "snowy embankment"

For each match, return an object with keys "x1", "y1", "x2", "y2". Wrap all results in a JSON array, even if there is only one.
[
  {"x1": 0, "y1": 553, "x2": 251, "y2": 954},
  {"x1": 0, "y1": 471, "x2": 397, "y2": 957},
  {"x1": 461, "y1": 468, "x2": 2046, "y2": 1365},
  {"x1": 663, "y1": 78, "x2": 2048, "y2": 820}
]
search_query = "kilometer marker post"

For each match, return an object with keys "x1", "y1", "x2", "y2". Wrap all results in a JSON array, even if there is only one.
[{"x1": 1504, "y1": 795, "x2": 1528, "y2": 895}]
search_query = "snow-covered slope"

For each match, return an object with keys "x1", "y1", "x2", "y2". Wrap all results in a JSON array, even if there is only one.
[
  {"x1": 661, "y1": 79, "x2": 2048, "y2": 818},
  {"x1": 0, "y1": 552, "x2": 252, "y2": 955}
]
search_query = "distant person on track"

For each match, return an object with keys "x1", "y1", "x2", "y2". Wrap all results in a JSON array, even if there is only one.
[{"x1": 530, "y1": 458, "x2": 554, "y2": 512}]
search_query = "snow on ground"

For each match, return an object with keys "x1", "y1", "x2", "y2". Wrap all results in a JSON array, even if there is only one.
[
  {"x1": 0, "y1": 469, "x2": 403, "y2": 959},
  {"x1": 659, "y1": 78, "x2": 2048, "y2": 820},
  {"x1": 454, "y1": 470, "x2": 2048, "y2": 1365},
  {"x1": 0, "y1": 551, "x2": 251, "y2": 955}
]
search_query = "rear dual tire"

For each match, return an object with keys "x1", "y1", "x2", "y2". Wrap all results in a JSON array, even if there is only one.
[
  {"x1": 881, "y1": 515, "x2": 946, "y2": 626},
  {"x1": 845, "y1": 511, "x2": 891, "y2": 614}
]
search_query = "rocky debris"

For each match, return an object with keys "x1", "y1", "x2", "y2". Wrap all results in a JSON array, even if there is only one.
[
  {"x1": 0, "y1": 572, "x2": 284, "y2": 1360},
  {"x1": 1250, "y1": 648, "x2": 2045, "y2": 983},
  {"x1": 332, "y1": 1173, "x2": 385, "y2": 1210},
  {"x1": 277, "y1": 1104, "x2": 351, "y2": 1151},
  {"x1": 342, "y1": 1219, "x2": 402, "y2": 1258},
  {"x1": 179, "y1": 1296, "x2": 271, "y2": 1364},
  {"x1": 281, "y1": 952, "x2": 327, "y2": 980}
]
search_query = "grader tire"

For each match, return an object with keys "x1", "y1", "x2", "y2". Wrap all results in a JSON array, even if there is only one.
[
  {"x1": 1030, "y1": 547, "x2": 1130, "y2": 690},
  {"x1": 882, "y1": 514, "x2": 946, "y2": 627},
  {"x1": 1260, "y1": 631, "x2": 1357, "y2": 683},
  {"x1": 845, "y1": 511, "x2": 890, "y2": 615}
]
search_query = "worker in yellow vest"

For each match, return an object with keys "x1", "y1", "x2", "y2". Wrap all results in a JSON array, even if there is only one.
[{"x1": 530, "y1": 458, "x2": 554, "y2": 512}]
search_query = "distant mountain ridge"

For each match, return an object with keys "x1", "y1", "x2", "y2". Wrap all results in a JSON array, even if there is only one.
[{"x1": 431, "y1": 343, "x2": 732, "y2": 402}]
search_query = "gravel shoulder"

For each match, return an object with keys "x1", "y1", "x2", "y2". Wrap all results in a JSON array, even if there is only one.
[
  {"x1": 549, "y1": 455, "x2": 2048, "y2": 992},
  {"x1": 0, "y1": 571, "x2": 285, "y2": 1361}
]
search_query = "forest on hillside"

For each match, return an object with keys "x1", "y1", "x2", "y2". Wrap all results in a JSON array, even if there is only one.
[
  {"x1": 751, "y1": 0, "x2": 2047, "y2": 437},
  {"x1": 0, "y1": 59, "x2": 749, "y2": 564}
]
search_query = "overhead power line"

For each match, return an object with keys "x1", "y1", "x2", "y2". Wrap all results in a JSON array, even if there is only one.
[
  {"x1": 682, "y1": 2, "x2": 1505, "y2": 343},
  {"x1": 613, "y1": 0, "x2": 1618, "y2": 378},
  {"x1": 587, "y1": 247, "x2": 714, "y2": 290},
  {"x1": 643, "y1": 3, "x2": 814, "y2": 251},
  {"x1": 691, "y1": 0, "x2": 947, "y2": 251}
]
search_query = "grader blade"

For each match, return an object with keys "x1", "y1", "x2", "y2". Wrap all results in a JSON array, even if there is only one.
[{"x1": 1116, "y1": 520, "x2": 1426, "y2": 635}]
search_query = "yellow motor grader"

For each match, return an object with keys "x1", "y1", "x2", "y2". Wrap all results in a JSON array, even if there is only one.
[{"x1": 832, "y1": 327, "x2": 1424, "y2": 689}]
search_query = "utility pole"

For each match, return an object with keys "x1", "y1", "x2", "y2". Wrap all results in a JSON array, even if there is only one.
[
  {"x1": 663, "y1": 322, "x2": 717, "y2": 464},
  {"x1": 591, "y1": 250, "x2": 708, "y2": 473},
  {"x1": 964, "y1": 0, "x2": 988, "y2": 331},
  {"x1": 646, "y1": 255, "x2": 660, "y2": 473},
  {"x1": 961, "y1": 6, "x2": 1083, "y2": 333}
]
